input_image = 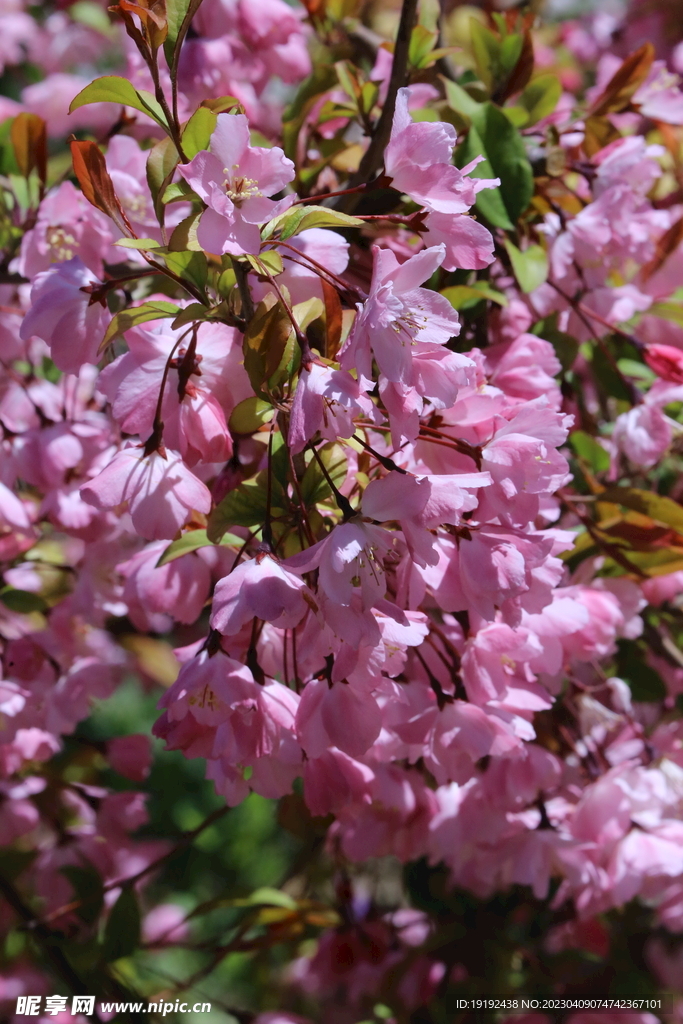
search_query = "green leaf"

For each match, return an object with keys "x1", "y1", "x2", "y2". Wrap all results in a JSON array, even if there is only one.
[
  {"x1": 456, "y1": 124, "x2": 513, "y2": 230},
  {"x1": 164, "y1": 0, "x2": 204, "y2": 75},
  {"x1": 0, "y1": 850, "x2": 37, "y2": 880},
  {"x1": 263, "y1": 205, "x2": 363, "y2": 242},
  {"x1": 102, "y1": 301, "x2": 181, "y2": 349},
  {"x1": 518, "y1": 74, "x2": 562, "y2": 125},
  {"x1": 296, "y1": 206, "x2": 364, "y2": 235},
  {"x1": 61, "y1": 865, "x2": 104, "y2": 926},
  {"x1": 301, "y1": 443, "x2": 348, "y2": 506},
  {"x1": 162, "y1": 180, "x2": 198, "y2": 204},
  {"x1": 245, "y1": 251, "x2": 284, "y2": 276},
  {"x1": 599, "y1": 487, "x2": 683, "y2": 536},
  {"x1": 441, "y1": 283, "x2": 508, "y2": 310},
  {"x1": 181, "y1": 106, "x2": 217, "y2": 160},
  {"x1": 409, "y1": 24, "x2": 438, "y2": 69},
  {"x1": 171, "y1": 302, "x2": 212, "y2": 329},
  {"x1": 501, "y1": 106, "x2": 530, "y2": 127},
  {"x1": 617, "y1": 640, "x2": 667, "y2": 702},
  {"x1": 69, "y1": 76, "x2": 168, "y2": 129},
  {"x1": 229, "y1": 396, "x2": 276, "y2": 434},
  {"x1": 200, "y1": 95, "x2": 243, "y2": 115},
  {"x1": 647, "y1": 300, "x2": 683, "y2": 326},
  {"x1": 156, "y1": 529, "x2": 244, "y2": 566},
  {"x1": 0, "y1": 587, "x2": 47, "y2": 613},
  {"x1": 208, "y1": 477, "x2": 273, "y2": 541},
  {"x1": 570, "y1": 431, "x2": 610, "y2": 473},
  {"x1": 499, "y1": 32, "x2": 524, "y2": 78},
  {"x1": 69, "y1": 1, "x2": 115, "y2": 35},
  {"x1": 335, "y1": 61, "x2": 361, "y2": 104},
  {"x1": 168, "y1": 209, "x2": 202, "y2": 252},
  {"x1": 469, "y1": 19, "x2": 500, "y2": 91},
  {"x1": 102, "y1": 886, "x2": 140, "y2": 963},
  {"x1": 504, "y1": 239, "x2": 548, "y2": 293},
  {"x1": 146, "y1": 135, "x2": 178, "y2": 225},
  {"x1": 465, "y1": 103, "x2": 534, "y2": 226},
  {"x1": 163, "y1": 250, "x2": 208, "y2": 295},
  {"x1": 237, "y1": 887, "x2": 297, "y2": 910},
  {"x1": 442, "y1": 78, "x2": 484, "y2": 124},
  {"x1": 113, "y1": 237, "x2": 163, "y2": 250}
]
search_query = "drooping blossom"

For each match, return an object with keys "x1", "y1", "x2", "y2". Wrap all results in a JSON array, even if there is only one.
[
  {"x1": 20, "y1": 258, "x2": 109, "y2": 374},
  {"x1": 81, "y1": 444, "x2": 211, "y2": 540}
]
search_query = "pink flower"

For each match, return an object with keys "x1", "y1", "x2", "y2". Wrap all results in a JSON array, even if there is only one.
[
  {"x1": 20, "y1": 257, "x2": 108, "y2": 374},
  {"x1": 422, "y1": 211, "x2": 495, "y2": 271},
  {"x1": 17, "y1": 181, "x2": 115, "y2": 278},
  {"x1": 98, "y1": 319, "x2": 248, "y2": 466},
  {"x1": 362, "y1": 469, "x2": 491, "y2": 568},
  {"x1": 288, "y1": 363, "x2": 377, "y2": 454},
  {"x1": 385, "y1": 89, "x2": 497, "y2": 215},
  {"x1": 210, "y1": 555, "x2": 316, "y2": 635},
  {"x1": 303, "y1": 747, "x2": 375, "y2": 817},
  {"x1": 106, "y1": 135, "x2": 184, "y2": 240},
  {"x1": 633, "y1": 61, "x2": 683, "y2": 125},
  {"x1": 613, "y1": 403, "x2": 672, "y2": 468},
  {"x1": 0, "y1": 480, "x2": 35, "y2": 561},
  {"x1": 340, "y1": 245, "x2": 460, "y2": 388},
  {"x1": 142, "y1": 903, "x2": 189, "y2": 945},
  {"x1": 296, "y1": 677, "x2": 382, "y2": 759},
  {"x1": 286, "y1": 519, "x2": 392, "y2": 609},
  {"x1": 644, "y1": 343, "x2": 683, "y2": 384},
  {"x1": 178, "y1": 112, "x2": 295, "y2": 255},
  {"x1": 117, "y1": 540, "x2": 212, "y2": 630},
  {"x1": 461, "y1": 623, "x2": 544, "y2": 705},
  {"x1": 80, "y1": 444, "x2": 211, "y2": 540},
  {"x1": 107, "y1": 734, "x2": 152, "y2": 782}
]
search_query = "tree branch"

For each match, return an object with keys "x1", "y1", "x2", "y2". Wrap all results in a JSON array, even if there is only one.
[{"x1": 345, "y1": 0, "x2": 419, "y2": 193}]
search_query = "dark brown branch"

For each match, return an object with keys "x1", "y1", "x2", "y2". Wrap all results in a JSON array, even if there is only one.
[{"x1": 345, "y1": 0, "x2": 419, "y2": 192}]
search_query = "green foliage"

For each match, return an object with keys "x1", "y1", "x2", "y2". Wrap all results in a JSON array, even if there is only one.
[
  {"x1": 616, "y1": 640, "x2": 667, "y2": 702},
  {"x1": 181, "y1": 106, "x2": 218, "y2": 159},
  {"x1": 103, "y1": 886, "x2": 141, "y2": 962},
  {"x1": 156, "y1": 529, "x2": 244, "y2": 566},
  {"x1": 570, "y1": 430, "x2": 611, "y2": 473},
  {"x1": 164, "y1": 0, "x2": 205, "y2": 75},
  {"x1": 0, "y1": 586, "x2": 47, "y2": 612},
  {"x1": 69, "y1": 76, "x2": 168, "y2": 129},
  {"x1": 61, "y1": 864, "x2": 105, "y2": 925},
  {"x1": 263, "y1": 204, "x2": 363, "y2": 241},
  {"x1": 301, "y1": 443, "x2": 348, "y2": 505},
  {"x1": 163, "y1": 250, "x2": 209, "y2": 295},
  {"x1": 102, "y1": 301, "x2": 181, "y2": 349},
  {"x1": 504, "y1": 239, "x2": 548, "y2": 292},
  {"x1": 457, "y1": 103, "x2": 534, "y2": 229}
]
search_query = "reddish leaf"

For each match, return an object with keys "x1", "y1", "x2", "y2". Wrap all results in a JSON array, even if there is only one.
[
  {"x1": 10, "y1": 113, "x2": 47, "y2": 183},
  {"x1": 582, "y1": 114, "x2": 621, "y2": 157},
  {"x1": 112, "y1": 0, "x2": 167, "y2": 49},
  {"x1": 70, "y1": 139, "x2": 132, "y2": 235},
  {"x1": 321, "y1": 278, "x2": 342, "y2": 359},
  {"x1": 642, "y1": 216, "x2": 683, "y2": 281},
  {"x1": 590, "y1": 43, "x2": 655, "y2": 117}
]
